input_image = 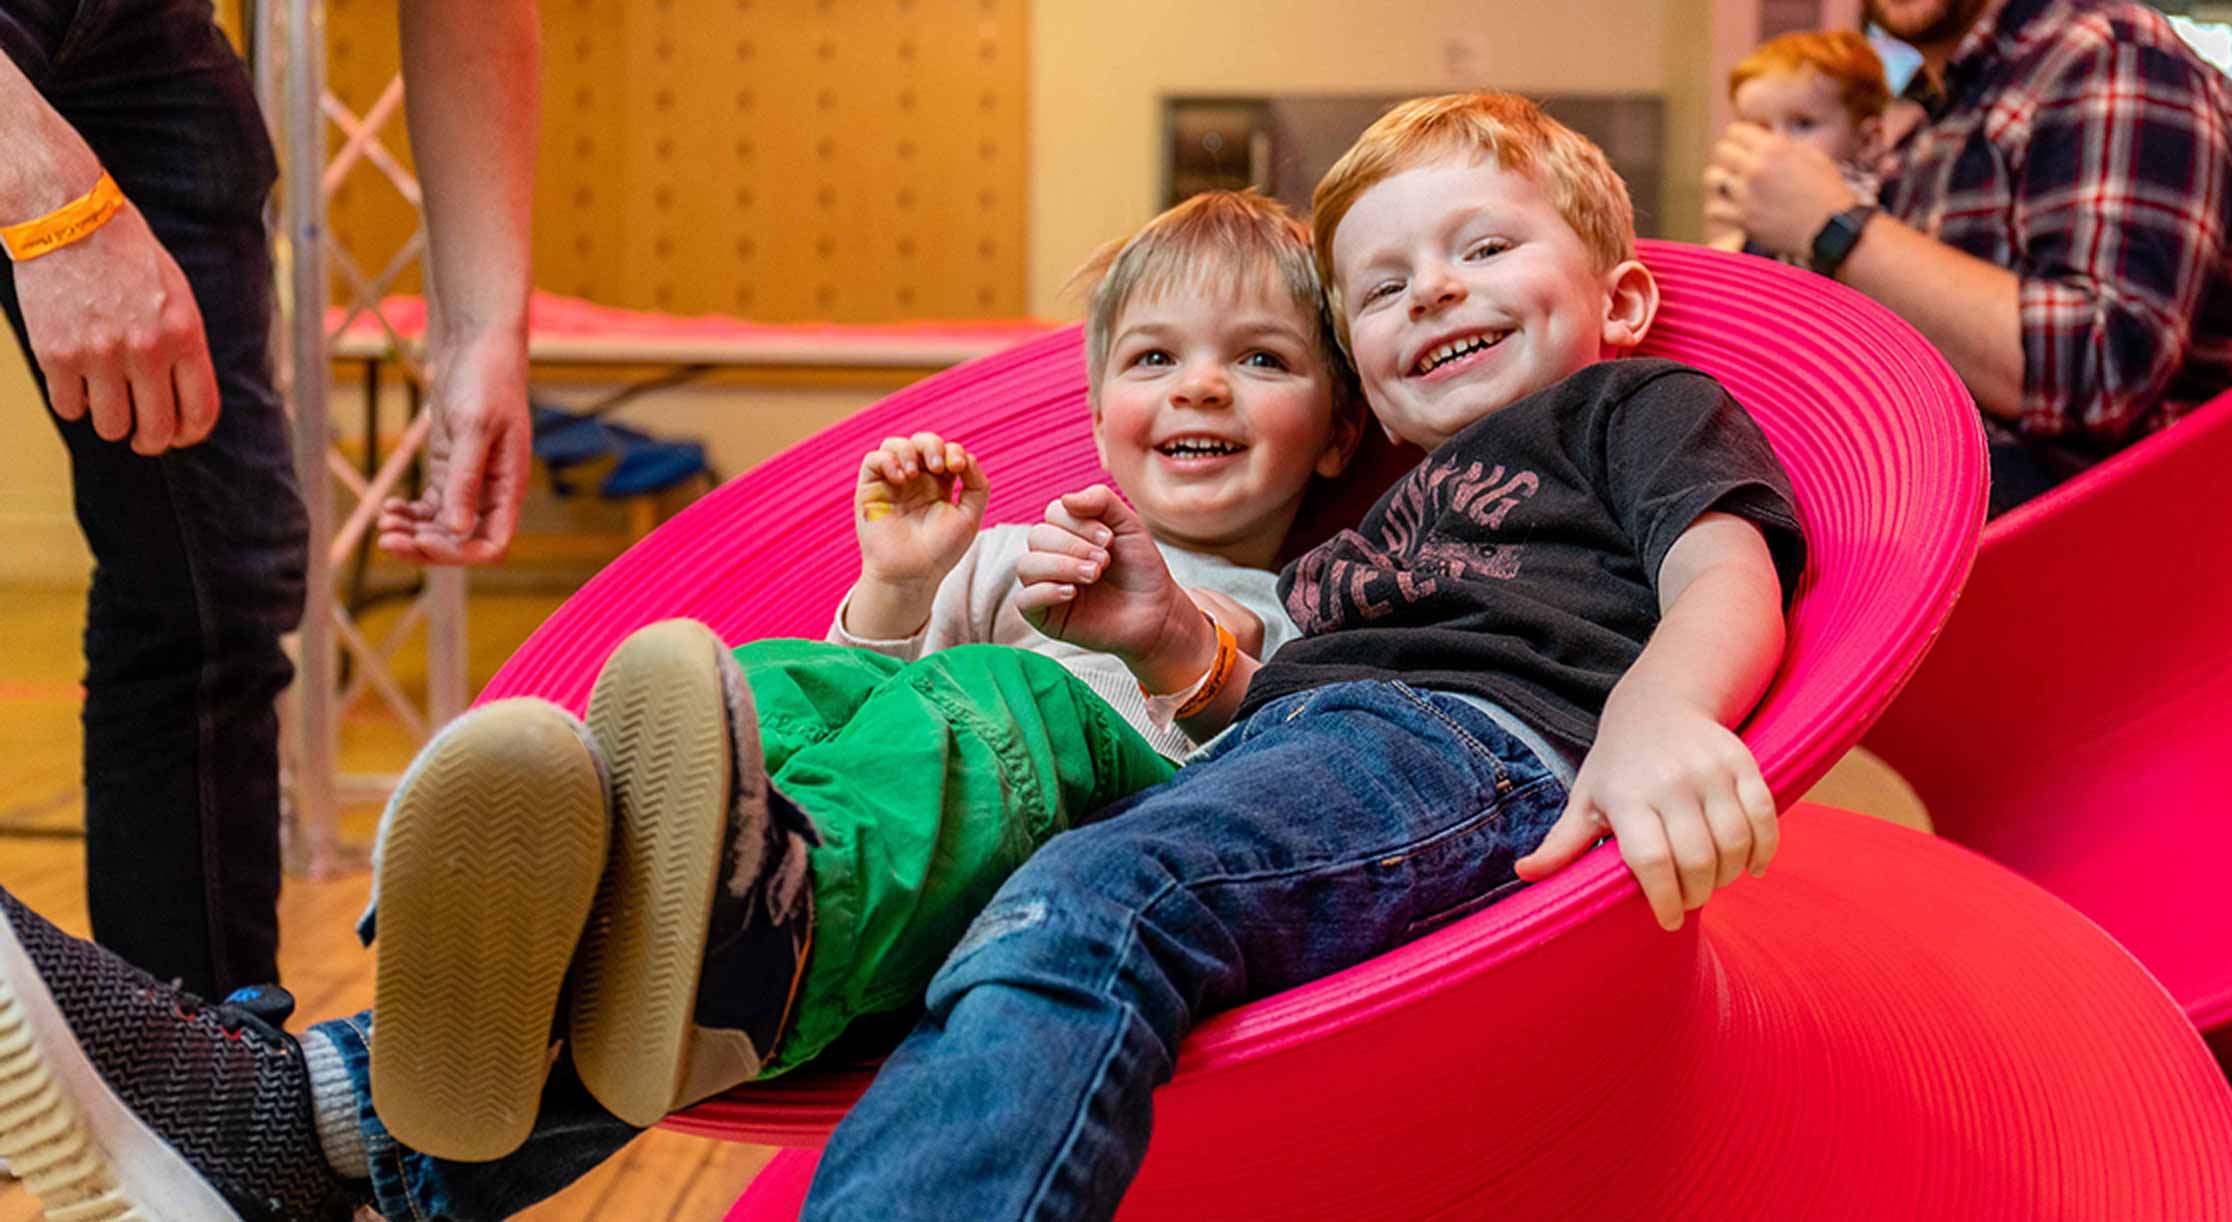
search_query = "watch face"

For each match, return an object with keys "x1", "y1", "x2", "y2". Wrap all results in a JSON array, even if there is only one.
[{"x1": 1812, "y1": 208, "x2": 1870, "y2": 275}]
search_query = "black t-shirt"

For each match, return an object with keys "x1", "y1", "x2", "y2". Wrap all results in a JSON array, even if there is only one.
[{"x1": 1241, "y1": 358, "x2": 1808, "y2": 758}]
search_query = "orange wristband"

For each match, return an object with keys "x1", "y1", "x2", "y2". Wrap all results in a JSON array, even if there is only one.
[
  {"x1": 2, "y1": 170, "x2": 125, "y2": 262},
  {"x1": 1139, "y1": 612, "x2": 1239, "y2": 722}
]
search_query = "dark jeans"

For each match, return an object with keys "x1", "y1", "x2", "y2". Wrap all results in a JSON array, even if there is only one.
[
  {"x1": 804, "y1": 681, "x2": 1568, "y2": 1221},
  {"x1": 1, "y1": 0, "x2": 307, "y2": 995}
]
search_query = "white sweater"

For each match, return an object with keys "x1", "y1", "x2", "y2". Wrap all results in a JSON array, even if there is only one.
[{"x1": 828, "y1": 523, "x2": 1299, "y2": 760}]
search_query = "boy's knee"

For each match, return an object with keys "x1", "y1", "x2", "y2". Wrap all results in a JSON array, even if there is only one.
[{"x1": 922, "y1": 827, "x2": 1200, "y2": 1024}]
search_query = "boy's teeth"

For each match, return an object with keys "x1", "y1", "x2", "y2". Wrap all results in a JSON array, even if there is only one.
[
  {"x1": 1160, "y1": 438, "x2": 1242, "y2": 456},
  {"x1": 1414, "y1": 331, "x2": 1505, "y2": 376}
]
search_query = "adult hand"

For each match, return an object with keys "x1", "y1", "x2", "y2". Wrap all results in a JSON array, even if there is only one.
[
  {"x1": 1704, "y1": 123, "x2": 1861, "y2": 261},
  {"x1": 16, "y1": 199, "x2": 219, "y2": 455},
  {"x1": 376, "y1": 331, "x2": 531, "y2": 565}
]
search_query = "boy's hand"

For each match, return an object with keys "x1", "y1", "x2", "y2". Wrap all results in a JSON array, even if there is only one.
[
  {"x1": 1015, "y1": 485, "x2": 1199, "y2": 679},
  {"x1": 855, "y1": 433, "x2": 990, "y2": 585},
  {"x1": 1513, "y1": 681, "x2": 1778, "y2": 932},
  {"x1": 1184, "y1": 587, "x2": 1264, "y2": 659}
]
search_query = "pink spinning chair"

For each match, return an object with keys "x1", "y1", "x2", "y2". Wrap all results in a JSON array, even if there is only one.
[
  {"x1": 477, "y1": 244, "x2": 2232, "y2": 1217},
  {"x1": 1863, "y1": 386, "x2": 2232, "y2": 1044}
]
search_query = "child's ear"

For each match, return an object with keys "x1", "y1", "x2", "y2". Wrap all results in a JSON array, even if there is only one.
[
  {"x1": 1599, "y1": 259, "x2": 1660, "y2": 353},
  {"x1": 1087, "y1": 389, "x2": 1112, "y2": 470},
  {"x1": 1316, "y1": 396, "x2": 1367, "y2": 478}
]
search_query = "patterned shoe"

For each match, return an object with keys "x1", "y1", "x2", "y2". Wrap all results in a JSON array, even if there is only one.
[
  {"x1": 0, "y1": 886, "x2": 361, "y2": 1221},
  {"x1": 573, "y1": 618, "x2": 817, "y2": 1127},
  {"x1": 369, "y1": 697, "x2": 613, "y2": 1163}
]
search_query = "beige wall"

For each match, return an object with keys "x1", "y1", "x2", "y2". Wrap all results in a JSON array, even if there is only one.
[
  {"x1": 2, "y1": 0, "x2": 1751, "y2": 582},
  {"x1": 1027, "y1": 0, "x2": 1716, "y2": 316}
]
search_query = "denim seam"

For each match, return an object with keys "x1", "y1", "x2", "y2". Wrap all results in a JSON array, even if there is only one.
[
  {"x1": 1387, "y1": 681, "x2": 1513, "y2": 794},
  {"x1": 1185, "y1": 775, "x2": 1561, "y2": 892},
  {"x1": 335, "y1": 1012, "x2": 431, "y2": 1222}
]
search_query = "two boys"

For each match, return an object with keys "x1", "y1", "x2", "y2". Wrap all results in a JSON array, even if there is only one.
[{"x1": 0, "y1": 90, "x2": 1804, "y2": 1222}]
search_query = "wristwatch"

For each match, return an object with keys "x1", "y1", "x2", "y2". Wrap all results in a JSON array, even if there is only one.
[{"x1": 1809, "y1": 204, "x2": 1878, "y2": 278}]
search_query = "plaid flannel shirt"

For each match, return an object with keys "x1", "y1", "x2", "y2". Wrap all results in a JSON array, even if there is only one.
[{"x1": 1878, "y1": 0, "x2": 2232, "y2": 450}]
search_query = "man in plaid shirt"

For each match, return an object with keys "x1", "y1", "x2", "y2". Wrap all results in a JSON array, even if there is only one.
[{"x1": 1706, "y1": 0, "x2": 2232, "y2": 513}]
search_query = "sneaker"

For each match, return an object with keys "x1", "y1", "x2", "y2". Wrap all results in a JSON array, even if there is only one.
[
  {"x1": 368, "y1": 697, "x2": 612, "y2": 1163},
  {"x1": 0, "y1": 886, "x2": 361, "y2": 1221},
  {"x1": 572, "y1": 618, "x2": 816, "y2": 1127}
]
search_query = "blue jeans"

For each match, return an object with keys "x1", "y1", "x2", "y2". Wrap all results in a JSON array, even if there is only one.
[
  {"x1": 0, "y1": 0, "x2": 307, "y2": 995},
  {"x1": 311, "y1": 1016, "x2": 645, "y2": 1220},
  {"x1": 803, "y1": 680, "x2": 1567, "y2": 1221},
  {"x1": 309, "y1": 680, "x2": 1564, "y2": 1221}
]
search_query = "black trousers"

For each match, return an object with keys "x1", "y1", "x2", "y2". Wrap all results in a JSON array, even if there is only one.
[{"x1": 0, "y1": 0, "x2": 308, "y2": 995}]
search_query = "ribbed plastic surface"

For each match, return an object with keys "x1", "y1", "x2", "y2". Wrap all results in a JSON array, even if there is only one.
[
  {"x1": 472, "y1": 246, "x2": 2231, "y2": 1212},
  {"x1": 1865, "y1": 387, "x2": 2232, "y2": 1033},
  {"x1": 720, "y1": 805, "x2": 2232, "y2": 1219}
]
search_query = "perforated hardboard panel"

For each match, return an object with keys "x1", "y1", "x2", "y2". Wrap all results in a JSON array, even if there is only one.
[{"x1": 323, "y1": 0, "x2": 1030, "y2": 321}]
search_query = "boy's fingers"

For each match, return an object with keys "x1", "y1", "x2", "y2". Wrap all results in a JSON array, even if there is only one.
[
  {"x1": 910, "y1": 431, "x2": 947, "y2": 473},
  {"x1": 1512, "y1": 799, "x2": 1602, "y2": 881},
  {"x1": 1738, "y1": 770, "x2": 1778, "y2": 877},
  {"x1": 957, "y1": 448, "x2": 991, "y2": 516},
  {"x1": 1016, "y1": 547, "x2": 1103, "y2": 588},
  {"x1": 1607, "y1": 810, "x2": 1684, "y2": 932},
  {"x1": 1056, "y1": 483, "x2": 1117, "y2": 517},
  {"x1": 1046, "y1": 489, "x2": 1111, "y2": 535},
  {"x1": 1659, "y1": 798, "x2": 1718, "y2": 912},
  {"x1": 1702, "y1": 783, "x2": 1753, "y2": 892},
  {"x1": 1025, "y1": 521, "x2": 1107, "y2": 563},
  {"x1": 1013, "y1": 581, "x2": 1077, "y2": 613},
  {"x1": 879, "y1": 435, "x2": 920, "y2": 477},
  {"x1": 943, "y1": 441, "x2": 967, "y2": 475}
]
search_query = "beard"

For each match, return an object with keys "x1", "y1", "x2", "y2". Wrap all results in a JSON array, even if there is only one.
[{"x1": 1865, "y1": 0, "x2": 1994, "y2": 47}]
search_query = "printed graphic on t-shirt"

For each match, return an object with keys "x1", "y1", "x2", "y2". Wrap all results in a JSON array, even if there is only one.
[{"x1": 1285, "y1": 456, "x2": 1539, "y2": 634}]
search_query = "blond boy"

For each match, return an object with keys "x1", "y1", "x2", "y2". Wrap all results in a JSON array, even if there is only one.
[
  {"x1": 0, "y1": 192, "x2": 1367, "y2": 1221},
  {"x1": 799, "y1": 91, "x2": 1808, "y2": 1220}
]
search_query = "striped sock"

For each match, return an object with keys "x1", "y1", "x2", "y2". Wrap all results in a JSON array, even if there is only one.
[{"x1": 301, "y1": 1029, "x2": 371, "y2": 1180}]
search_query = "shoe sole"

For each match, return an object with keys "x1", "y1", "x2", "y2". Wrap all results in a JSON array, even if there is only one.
[
  {"x1": 574, "y1": 619, "x2": 753, "y2": 1127},
  {"x1": 0, "y1": 913, "x2": 241, "y2": 1221},
  {"x1": 370, "y1": 698, "x2": 609, "y2": 1163}
]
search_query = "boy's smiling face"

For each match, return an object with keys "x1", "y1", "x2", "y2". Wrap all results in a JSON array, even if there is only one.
[
  {"x1": 1332, "y1": 156, "x2": 1651, "y2": 452},
  {"x1": 1091, "y1": 272, "x2": 1354, "y2": 568}
]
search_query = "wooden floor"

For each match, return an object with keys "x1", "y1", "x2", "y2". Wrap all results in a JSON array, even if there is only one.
[{"x1": 0, "y1": 586, "x2": 778, "y2": 1221}]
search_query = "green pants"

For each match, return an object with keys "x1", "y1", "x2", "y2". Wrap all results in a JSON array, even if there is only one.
[{"x1": 730, "y1": 640, "x2": 1176, "y2": 1075}]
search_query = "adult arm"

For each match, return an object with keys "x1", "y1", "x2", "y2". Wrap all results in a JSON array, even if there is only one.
[
  {"x1": 375, "y1": 0, "x2": 539, "y2": 564},
  {"x1": 1705, "y1": 124, "x2": 2027, "y2": 419},
  {"x1": 0, "y1": 55, "x2": 218, "y2": 454},
  {"x1": 1710, "y1": 36, "x2": 2232, "y2": 443}
]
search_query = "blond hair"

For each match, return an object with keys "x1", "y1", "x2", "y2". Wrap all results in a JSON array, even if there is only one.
[
  {"x1": 1074, "y1": 190, "x2": 1352, "y2": 409},
  {"x1": 1729, "y1": 30, "x2": 1890, "y2": 121},
  {"x1": 1310, "y1": 92, "x2": 1636, "y2": 340}
]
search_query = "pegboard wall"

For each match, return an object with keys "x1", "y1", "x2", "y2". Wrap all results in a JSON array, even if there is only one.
[{"x1": 322, "y1": 0, "x2": 1030, "y2": 322}]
